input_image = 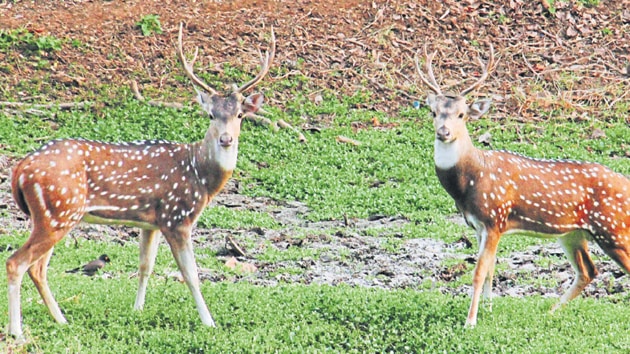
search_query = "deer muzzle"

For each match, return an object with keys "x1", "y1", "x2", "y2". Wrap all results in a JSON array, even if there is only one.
[
  {"x1": 436, "y1": 126, "x2": 452, "y2": 142},
  {"x1": 219, "y1": 133, "x2": 234, "y2": 147}
]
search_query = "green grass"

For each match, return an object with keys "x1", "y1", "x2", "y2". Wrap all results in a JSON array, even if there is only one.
[
  {"x1": 2, "y1": 87, "x2": 628, "y2": 250},
  {"x1": 1, "y1": 239, "x2": 629, "y2": 353},
  {"x1": 2, "y1": 50, "x2": 630, "y2": 352},
  {"x1": 0, "y1": 28, "x2": 62, "y2": 53},
  {"x1": 197, "y1": 206, "x2": 280, "y2": 230}
]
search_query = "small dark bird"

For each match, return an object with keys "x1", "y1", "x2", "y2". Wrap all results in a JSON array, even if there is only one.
[{"x1": 66, "y1": 254, "x2": 111, "y2": 276}]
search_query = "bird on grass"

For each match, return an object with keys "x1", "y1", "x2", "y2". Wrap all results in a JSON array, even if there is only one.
[{"x1": 66, "y1": 254, "x2": 111, "y2": 276}]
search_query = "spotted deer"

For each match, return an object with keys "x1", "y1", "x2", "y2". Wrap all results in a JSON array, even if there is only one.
[
  {"x1": 7, "y1": 23, "x2": 275, "y2": 337},
  {"x1": 416, "y1": 45, "x2": 630, "y2": 327}
]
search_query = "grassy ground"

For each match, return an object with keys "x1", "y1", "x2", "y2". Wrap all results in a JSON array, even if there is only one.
[
  {"x1": 1, "y1": 26, "x2": 630, "y2": 352},
  {"x1": 2, "y1": 89, "x2": 630, "y2": 352},
  {"x1": 1, "y1": 235, "x2": 630, "y2": 353}
]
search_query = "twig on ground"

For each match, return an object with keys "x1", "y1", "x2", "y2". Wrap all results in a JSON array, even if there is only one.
[
  {"x1": 2, "y1": 108, "x2": 50, "y2": 117},
  {"x1": 130, "y1": 80, "x2": 146, "y2": 101},
  {"x1": 278, "y1": 119, "x2": 307, "y2": 143},
  {"x1": 0, "y1": 101, "x2": 91, "y2": 109},
  {"x1": 336, "y1": 135, "x2": 362, "y2": 146},
  {"x1": 521, "y1": 53, "x2": 542, "y2": 81},
  {"x1": 225, "y1": 235, "x2": 247, "y2": 257},
  {"x1": 246, "y1": 114, "x2": 279, "y2": 131},
  {"x1": 129, "y1": 80, "x2": 184, "y2": 109}
]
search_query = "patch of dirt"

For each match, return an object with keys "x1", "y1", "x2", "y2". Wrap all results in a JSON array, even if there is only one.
[
  {"x1": 0, "y1": 0, "x2": 628, "y2": 120},
  {"x1": 2, "y1": 159, "x2": 629, "y2": 302}
]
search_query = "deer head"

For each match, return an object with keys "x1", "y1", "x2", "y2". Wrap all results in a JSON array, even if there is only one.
[
  {"x1": 416, "y1": 44, "x2": 496, "y2": 170},
  {"x1": 417, "y1": 45, "x2": 495, "y2": 143},
  {"x1": 177, "y1": 22, "x2": 275, "y2": 171}
]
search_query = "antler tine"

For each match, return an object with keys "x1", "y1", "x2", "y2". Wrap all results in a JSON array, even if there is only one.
[
  {"x1": 235, "y1": 26, "x2": 276, "y2": 94},
  {"x1": 177, "y1": 22, "x2": 218, "y2": 96},
  {"x1": 415, "y1": 44, "x2": 443, "y2": 95},
  {"x1": 460, "y1": 43, "x2": 495, "y2": 97}
]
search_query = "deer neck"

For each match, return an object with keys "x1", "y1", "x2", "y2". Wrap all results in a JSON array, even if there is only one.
[
  {"x1": 192, "y1": 134, "x2": 238, "y2": 198},
  {"x1": 434, "y1": 132, "x2": 485, "y2": 205},
  {"x1": 434, "y1": 131, "x2": 477, "y2": 171}
]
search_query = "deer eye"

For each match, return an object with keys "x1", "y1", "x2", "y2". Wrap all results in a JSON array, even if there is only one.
[
  {"x1": 458, "y1": 113, "x2": 465, "y2": 119},
  {"x1": 237, "y1": 112, "x2": 244, "y2": 119},
  {"x1": 431, "y1": 111, "x2": 437, "y2": 118}
]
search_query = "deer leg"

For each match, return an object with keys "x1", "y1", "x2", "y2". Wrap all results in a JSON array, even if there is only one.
[
  {"x1": 27, "y1": 247, "x2": 66, "y2": 324},
  {"x1": 474, "y1": 226, "x2": 496, "y2": 312},
  {"x1": 597, "y1": 240, "x2": 630, "y2": 275},
  {"x1": 163, "y1": 229, "x2": 216, "y2": 327},
  {"x1": 6, "y1": 255, "x2": 27, "y2": 338},
  {"x1": 482, "y1": 254, "x2": 496, "y2": 312},
  {"x1": 134, "y1": 229, "x2": 161, "y2": 310},
  {"x1": 6, "y1": 226, "x2": 70, "y2": 337},
  {"x1": 552, "y1": 230, "x2": 598, "y2": 312},
  {"x1": 466, "y1": 228, "x2": 501, "y2": 327}
]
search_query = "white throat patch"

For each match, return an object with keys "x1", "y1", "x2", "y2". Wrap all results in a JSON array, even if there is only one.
[
  {"x1": 212, "y1": 142, "x2": 239, "y2": 171},
  {"x1": 434, "y1": 139, "x2": 461, "y2": 170}
]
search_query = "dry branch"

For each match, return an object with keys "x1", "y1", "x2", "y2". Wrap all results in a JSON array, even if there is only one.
[
  {"x1": 247, "y1": 114, "x2": 279, "y2": 131},
  {"x1": 336, "y1": 135, "x2": 362, "y2": 146},
  {"x1": 0, "y1": 101, "x2": 91, "y2": 110},
  {"x1": 225, "y1": 235, "x2": 247, "y2": 257},
  {"x1": 129, "y1": 80, "x2": 184, "y2": 109},
  {"x1": 278, "y1": 119, "x2": 307, "y2": 143}
]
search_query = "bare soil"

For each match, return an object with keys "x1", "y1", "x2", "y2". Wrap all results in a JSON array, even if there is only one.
[{"x1": 0, "y1": 0, "x2": 628, "y2": 118}]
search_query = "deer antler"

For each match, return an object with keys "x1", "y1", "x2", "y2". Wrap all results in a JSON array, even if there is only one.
[
  {"x1": 460, "y1": 44, "x2": 495, "y2": 96},
  {"x1": 177, "y1": 22, "x2": 218, "y2": 96},
  {"x1": 235, "y1": 27, "x2": 276, "y2": 94},
  {"x1": 415, "y1": 44, "x2": 443, "y2": 95}
]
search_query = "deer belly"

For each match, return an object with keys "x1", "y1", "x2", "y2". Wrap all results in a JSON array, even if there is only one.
[
  {"x1": 464, "y1": 206, "x2": 585, "y2": 239},
  {"x1": 502, "y1": 228, "x2": 575, "y2": 240},
  {"x1": 499, "y1": 203, "x2": 591, "y2": 238},
  {"x1": 82, "y1": 211, "x2": 159, "y2": 230}
]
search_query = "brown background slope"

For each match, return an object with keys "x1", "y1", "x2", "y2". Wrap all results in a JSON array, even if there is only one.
[{"x1": 0, "y1": 0, "x2": 628, "y2": 119}]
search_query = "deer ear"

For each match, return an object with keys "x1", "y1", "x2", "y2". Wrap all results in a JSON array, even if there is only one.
[
  {"x1": 468, "y1": 99, "x2": 492, "y2": 120},
  {"x1": 425, "y1": 93, "x2": 438, "y2": 110},
  {"x1": 195, "y1": 88, "x2": 214, "y2": 116},
  {"x1": 242, "y1": 93, "x2": 264, "y2": 115}
]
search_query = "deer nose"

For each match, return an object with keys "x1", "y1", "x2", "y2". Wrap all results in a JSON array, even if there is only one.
[
  {"x1": 436, "y1": 126, "x2": 451, "y2": 141},
  {"x1": 219, "y1": 134, "x2": 233, "y2": 147}
]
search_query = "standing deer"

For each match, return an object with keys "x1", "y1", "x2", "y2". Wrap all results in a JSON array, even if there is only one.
[
  {"x1": 7, "y1": 23, "x2": 275, "y2": 337},
  {"x1": 416, "y1": 45, "x2": 630, "y2": 326}
]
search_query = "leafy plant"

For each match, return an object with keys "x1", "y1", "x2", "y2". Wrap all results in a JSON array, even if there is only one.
[
  {"x1": 578, "y1": 0, "x2": 600, "y2": 7},
  {"x1": 545, "y1": 0, "x2": 557, "y2": 14},
  {"x1": 35, "y1": 35, "x2": 62, "y2": 51},
  {"x1": 197, "y1": 206, "x2": 280, "y2": 229},
  {"x1": 0, "y1": 28, "x2": 62, "y2": 53},
  {"x1": 137, "y1": 14, "x2": 163, "y2": 36},
  {"x1": 496, "y1": 13, "x2": 510, "y2": 25}
]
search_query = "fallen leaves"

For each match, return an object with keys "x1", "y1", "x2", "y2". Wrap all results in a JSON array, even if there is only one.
[
  {"x1": 225, "y1": 257, "x2": 258, "y2": 273},
  {"x1": 1, "y1": 0, "x2": 627, "y2": 120},
  {"x1": 589, "y1": 128, "x2": 606, "y2": 140},
  {"x1": 477, "y1": 131, "x2": 492, "y2": 146}
]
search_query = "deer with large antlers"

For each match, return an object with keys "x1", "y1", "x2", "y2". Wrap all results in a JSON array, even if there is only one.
[
  {"x1": 7, "y1": 23, "x2": 275, "y2": 337},
  {"x1": 416, "y1": 45, "x2": 630, "y2": 326}
]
